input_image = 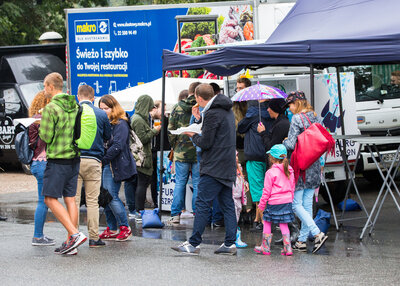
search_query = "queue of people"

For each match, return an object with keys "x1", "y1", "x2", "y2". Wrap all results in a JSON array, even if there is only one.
[{"x1": 28, "y1": 72, "x2": 327, "y2": 256}]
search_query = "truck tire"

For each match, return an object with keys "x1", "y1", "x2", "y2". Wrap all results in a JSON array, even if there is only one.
[
  {"x1": 363, "y1": 169, "x2": 400, "y2": 184},
  {"x1": 319, "y1": 180, "x2": 346, "y2": 205},
  {"x1": 21, "y1": 163, "x2": 31, "y2": 175}
]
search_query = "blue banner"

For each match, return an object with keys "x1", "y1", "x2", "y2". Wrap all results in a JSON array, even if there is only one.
[{"x1": 67, "y1": 8, "x2": 188, "y2": 96}]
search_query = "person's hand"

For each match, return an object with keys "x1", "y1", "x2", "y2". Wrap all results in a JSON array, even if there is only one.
[
  {"x1": 192, "y1": 105, "x2": 200, "y2": 121},
  {"x1": 155, "y1": 125, "x2": 162, "y2": 133},
  {"x1": 183, "y1": 131, "x2": 195, "y2": 137},
  {"x1": 257, "y1": 122, "x2": 265, "y2": 133}
]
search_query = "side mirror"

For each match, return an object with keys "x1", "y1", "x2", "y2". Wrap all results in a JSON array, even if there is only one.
[{"x1": 0, "y1": 98, "x2": 5, "y2": 121}]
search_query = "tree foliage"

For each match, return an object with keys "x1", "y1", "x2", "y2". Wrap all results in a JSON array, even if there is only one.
[{"x1": 0, "y1": 0, "x2": 232, "y2": 46}]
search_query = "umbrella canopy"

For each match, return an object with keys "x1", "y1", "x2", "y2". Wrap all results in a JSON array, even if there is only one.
[{"x1": 231, "y1": 83, "x2": 287, "y2": 102}]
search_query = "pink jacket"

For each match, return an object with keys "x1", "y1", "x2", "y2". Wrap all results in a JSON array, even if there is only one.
[{"x1": 259, "y1": 163, "x2": 295, "y2": 211}]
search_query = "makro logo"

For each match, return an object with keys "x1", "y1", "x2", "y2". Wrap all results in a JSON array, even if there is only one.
[{"x1": 75, "y1": 19, "x2": 110, "y2": 43}]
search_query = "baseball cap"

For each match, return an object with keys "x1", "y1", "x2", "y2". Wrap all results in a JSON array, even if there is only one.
[
  {"x1": 285, "y1": 90, "x2": 306, "y2": 106},
  {"x1": 266, "y1": 144, "x2": 287, "y2": 159}
]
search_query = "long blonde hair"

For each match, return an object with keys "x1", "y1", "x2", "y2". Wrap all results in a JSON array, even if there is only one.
[
  {"x1": 269, "y1": 155, "x2": 291, "y2": 179},
  {"x1": 99, "y1": 94, "x2": 128, "y2": 125},
  {"x1": 292, "y1": 99, "x2": 317, "y2": 116},
  {"x1": 29, "y1": 90, "x2": 51, "y2": 117}
]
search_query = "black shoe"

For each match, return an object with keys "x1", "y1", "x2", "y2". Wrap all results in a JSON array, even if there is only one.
[
  {"x1": 214, "y1": 243, "x2": 237, "y2": 255},
  {"x1": 0, "y1": 216, "x2": 7, "y2": 221},
  {"x1": 212, "y1": 220, "x2": 224, "y2": 228},
  {"x1": 250, "y1": 222, "x2": 263, "y2": 233},
  {"x1": 89, "y1": 239, "x2": 106, "y2": 248}
]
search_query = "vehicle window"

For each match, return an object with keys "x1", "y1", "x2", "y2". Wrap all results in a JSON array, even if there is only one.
[
  {"x1": 1, "y1": 88, "x2": 21, "y2": 114},
  {"x1": 342, "y1": 65, "x2": 400, "y2": 102},
  {"x1": 19, "y1": 81, "x2": 68, "y2": 107}
]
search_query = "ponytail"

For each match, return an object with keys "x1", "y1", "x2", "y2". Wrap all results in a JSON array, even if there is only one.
[{"x1": 283, "y1": 157, "x2": 290, "y2": 179}]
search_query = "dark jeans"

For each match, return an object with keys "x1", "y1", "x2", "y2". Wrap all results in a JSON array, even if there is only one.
[
  {"x1": 208, "y1": 199, "x2": 223, "y2": 223},
  {"x1": 189, "y1": 175, "x2": 237, "y2": 247},
  {"x1": 135, "y1": 171, "x2": 152, "y2": 211},
  {"x1": 150, "y1": 152, "x2": 158, "y2": 208},
  {"x1": 124, "y1": 175, "x2": 137, "y2": 213}
]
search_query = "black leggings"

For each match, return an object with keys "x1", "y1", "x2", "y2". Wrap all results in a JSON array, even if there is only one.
[{"x1": 135, "y1": 171, "x2": 152, "y2": 211}]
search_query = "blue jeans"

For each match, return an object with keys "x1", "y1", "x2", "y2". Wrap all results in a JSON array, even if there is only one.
[
  {"x1": 124, "y1": 175, "x2": 137, "y2": 213},
  {"x1": 189, "y1": 175, "x2": 237, "y2": 247},
  {"x1": 293, "y1": 188, "x2": 320, "y2": 242},
  {"x1": 170, "y1": 161, "x2": 200, "y2": 217},
  {"x1": 31, "y1": 161, "x2": 48, "y2": 238},
  {"x1": 102, "y1": 165, "x2": 129, "y2": 230}
]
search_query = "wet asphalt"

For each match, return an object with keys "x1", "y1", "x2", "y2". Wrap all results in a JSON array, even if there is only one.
[{"x1": 0, "y1": 177, "x2": 400, "y2": 285}]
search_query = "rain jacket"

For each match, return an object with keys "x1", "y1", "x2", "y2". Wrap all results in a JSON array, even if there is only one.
[
  {"x1": 237, "y1": 101, "x2": 274, "y2": 162},
  {"x1": 168, "y1": 95, "x2": 197, "y2": 163},
  {"x1": 192, "y1": 94, "x2": 236, "y2": 183},
  {"x1": 39, "y1": 93, "x2": 79, "y2": 160},
  {"x1": 259, "y1": 163, "x2": 295, "y2": 211},
  {"x1": 131, "y1": 95, "x2": 158, "y2": 176}
]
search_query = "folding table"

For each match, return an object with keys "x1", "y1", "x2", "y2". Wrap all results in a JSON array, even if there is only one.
[{"x1": 353, "y1": 136, "x2": 400, "y2": 240}]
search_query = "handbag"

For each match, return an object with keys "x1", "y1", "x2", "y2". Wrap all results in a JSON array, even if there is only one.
[
  {"x1": 80, "y1": 185, "x2": 113, "y2": 208},
  {"x1": 291, "y1": 113, "x2": 335, "y2": 182},
  {"x1": 128, "y1": 127, "x2": 147, "y2": 167},
  {"x1": 308, "y1": 209, "x2": 331, "y2": 240},
  {"x1": 141, "y1": 208, "x2": 164, "y2": 228}
]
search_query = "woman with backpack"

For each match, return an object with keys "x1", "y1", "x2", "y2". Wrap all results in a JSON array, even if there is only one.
[
  {"x1": 98, "y1": 94, "x2": 136, "y2": 241},
  {"x1": 283, "y1": 91, "x2": 328, "y2": 254},
  {"x1": 29, "y1": 91, "x2": 54, "y2": 246}
]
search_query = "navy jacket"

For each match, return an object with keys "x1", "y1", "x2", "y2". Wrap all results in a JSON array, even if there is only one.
[
  {"x1": 259, "y1": 114, "x2": 290, "y2": 152},
  {"x1": 102, "y1": 119, "x2": 137, "y2": 182},
  {"x1": 192, "y1": 94, "x2": 236, "y2": 184},
  {"x1": 238, "y1": 101, "x2": 274, "y2": 162},
  {"x1": 80, "y1": 101, "x2": 112, "y2": 161}
]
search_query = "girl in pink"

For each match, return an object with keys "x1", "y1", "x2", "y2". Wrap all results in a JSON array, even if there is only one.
[{"x1": 254, "y1": 144, "x2": 295, "y2": 256}]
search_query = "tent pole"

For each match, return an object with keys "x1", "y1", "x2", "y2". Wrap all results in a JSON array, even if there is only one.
[
  {"x1": 310, "y1": 64, "x2": 315, "y2": 107},
  {"x1": 158, "y1": 71, "x2": 167, "y2": 216},
  {"x1": 336, "y1": 66, "x2": 349, "y2": 181}
]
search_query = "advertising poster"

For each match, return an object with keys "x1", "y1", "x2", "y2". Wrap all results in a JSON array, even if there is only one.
[
  {"x1": 157, "y1": 151, "x2": 193, "y2": 212},
  {"x1": 67, "y1": 4, "x2": 253, "y2": 97}
]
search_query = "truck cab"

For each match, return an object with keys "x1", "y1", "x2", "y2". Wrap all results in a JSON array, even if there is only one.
[{"x1": 0, "y1": 45, "x2": 66, "y2": 170}]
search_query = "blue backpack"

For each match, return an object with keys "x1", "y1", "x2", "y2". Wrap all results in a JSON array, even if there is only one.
[{"x1": 14, "y1": 125, "x2": 37, "y2": 165}]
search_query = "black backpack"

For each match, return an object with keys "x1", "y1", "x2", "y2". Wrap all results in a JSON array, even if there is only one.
[{"x1": 14, "y1": 125, "x2": 37, "y2": 165}]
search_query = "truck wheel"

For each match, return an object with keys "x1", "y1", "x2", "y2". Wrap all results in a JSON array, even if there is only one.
[
  {"x1": 362, "y1": 169, "x2": 400, "y2": 184},
  {"x1": 319, "y1": 180, "x2": 346, "y2": 205},
  {"x1": 21, "y1": 163, "x2": 31, "y2": 175}
]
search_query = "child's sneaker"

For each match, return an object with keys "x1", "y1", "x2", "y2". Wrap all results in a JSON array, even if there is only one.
[
  {"x1": 116, "y1": 226, "x2": 132, "y2": 241},
  {"x1": 99, "y1": 227, "x2": 119, "y2": 240},
  {"x1": 313, "y1": 232, "x2": 328, "y2": 253},
  {"x1": 293, "y1": 241, "x2": 307, "y2": 252}
]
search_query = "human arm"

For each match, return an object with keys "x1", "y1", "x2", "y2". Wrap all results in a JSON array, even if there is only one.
[
  {"x1": 168, "y1": 108, "x2": 178, "y2": 148},
  {"x1": 38, "y1": 106, "x2": 55, "y2": 144},
  {"x1": 131, "y1": 118, "x2": 158, "y2": 145},
  {"x1": 102, "y1": 122, "x2": 128, "y2": 165},
  {"x1": 103, "y1": 115, "x2": 112, "y2": 142},
  {"x1": 237, "y1": 117, "x2": 254, "y2": 134},
  {"x1": 258, "y1": 171, "x2": 273, "y2": 211},
  {"x1": 283, "y1": 116, "x2": 301, "y2": 151},
  {"x1": 191, "y1": 111, "x2": 218, "y2": 150},
  {"x1": 28, "y1": 123, "x2": 39, "y2": 149}
]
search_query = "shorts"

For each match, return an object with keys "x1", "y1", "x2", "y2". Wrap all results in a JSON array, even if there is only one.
[{"x1": 42, "y1": 160, "x2": 80, "y2": 198}]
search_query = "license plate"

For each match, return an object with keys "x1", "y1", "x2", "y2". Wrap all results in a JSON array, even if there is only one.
[{"x1": 382, "y1": 153, "x2": 399, "y2": 162}]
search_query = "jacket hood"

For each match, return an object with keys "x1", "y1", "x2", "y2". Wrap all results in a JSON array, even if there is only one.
[
  {"x1": 135, "y1": 95, "x2": 154, "y2": 119},
  {"x1": 210, "y1": 94, "x2": 232, "y2": 111},
  {"x1": 178, "y1": 94, "x2": 196, "y2": 112},
  {"x1": 52, "y1": 93, "x2": 78, "y2": 112}
]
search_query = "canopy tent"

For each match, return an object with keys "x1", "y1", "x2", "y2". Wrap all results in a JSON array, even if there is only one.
[
  {"x1": 158, "y1": 0, "x2": 400, "y2": 213},
  {"x1": 162, "y1": 0, "x2": 400, "y2": 74}
]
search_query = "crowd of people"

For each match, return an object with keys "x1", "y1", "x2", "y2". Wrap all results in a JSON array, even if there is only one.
[{"x1": 28, "y1": 72, "x2": 328, "y2": 256}]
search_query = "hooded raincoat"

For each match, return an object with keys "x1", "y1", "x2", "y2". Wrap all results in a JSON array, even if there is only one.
[{"x1": 131, "y1": 95, "x2": 158, "y2": 176}]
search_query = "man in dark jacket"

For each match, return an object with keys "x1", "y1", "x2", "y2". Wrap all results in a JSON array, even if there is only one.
[
  {"x1": 171, "y1": 84, "x2": 237, "y2": 256},
  {"x1": 74, "y1": 85, "x2": 111, "y2": 248}
]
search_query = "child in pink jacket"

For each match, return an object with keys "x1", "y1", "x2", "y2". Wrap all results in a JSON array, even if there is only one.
[{"x1": 254, "y1": 144, "x2": 295, "y2": 256}]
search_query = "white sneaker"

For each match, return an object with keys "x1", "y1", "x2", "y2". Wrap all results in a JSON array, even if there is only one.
[
  {"x1": 180, "y1": 211, "x2": 194, "y2": 219},
  {"x1": 166, "y1": 215, "x2": 180, "y2": 225},
  {"x1": 313, "y1": 232, "x2": 328, "y2": 253}
]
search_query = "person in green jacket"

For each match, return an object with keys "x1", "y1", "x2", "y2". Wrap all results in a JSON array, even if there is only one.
[
  {"x1": 39, "y1": 72, "x2": 87, "y2": 255},
  {"x1": 167, "y1": 82, "x2": 200, "y2": 224},
  {"x1": 131, "y1": 94, "x2": 161, "y2": 222}
]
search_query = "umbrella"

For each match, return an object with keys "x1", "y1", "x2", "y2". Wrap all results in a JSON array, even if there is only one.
[
  {"x1": 231, "y1": 82, "x2": 287, "y2": 122},
  {"x1": 231, "y1": 82, "x2": 288, "y2": 102}
]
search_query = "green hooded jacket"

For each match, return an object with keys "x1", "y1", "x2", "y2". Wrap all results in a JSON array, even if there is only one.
[
  {"x1": 131, "y1": 94, "x2": 158, "y2": 176},
  {"x1": 39, "y1": 93, "x2": 79, "y2": 159},
  {"x1": 168, "y1": 95, "x2": 197, "y2": 163}
]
